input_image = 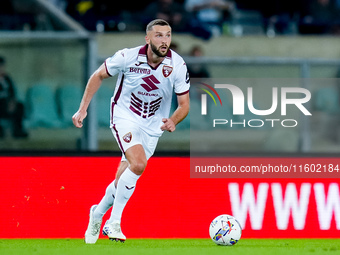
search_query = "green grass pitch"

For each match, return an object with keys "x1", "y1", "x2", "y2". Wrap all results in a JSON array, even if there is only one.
[{"x1": 0, "y1": 239, "x2": 339, "y2": 255}]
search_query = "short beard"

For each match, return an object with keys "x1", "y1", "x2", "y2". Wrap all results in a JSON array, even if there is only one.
[{"x1": 150, "y1": 41, "x2": 168, "y2": 57}]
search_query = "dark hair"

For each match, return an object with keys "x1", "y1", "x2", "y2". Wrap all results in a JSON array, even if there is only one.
[{"x1": 146, "y1": 19, "x2": 170, "y2": 33}]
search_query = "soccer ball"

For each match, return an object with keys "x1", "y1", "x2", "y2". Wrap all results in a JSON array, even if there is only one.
[{"x1": 209, "y1": 214, "x2": 242, "y2": 246}]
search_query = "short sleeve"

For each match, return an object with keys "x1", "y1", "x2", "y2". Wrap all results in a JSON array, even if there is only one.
[
  {"x1": 174, "y1": 62, "x2": 190, "y2": 95},
  {"x1": 105, "y1": 49, "x2": 126, "y2": 77}
]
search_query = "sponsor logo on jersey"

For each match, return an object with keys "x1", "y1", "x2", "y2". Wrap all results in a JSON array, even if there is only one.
[
  {"x1": 138, "y1": 91, "x2": 159, "y2": 97},
  {"x1": 162, "y1": 65, "x2": 173, "y2": 78},
  {"x1": 129, "y1": 67, "x2": 151, "y2": 74},
  {"x1": 129, "y1": 93, "x2": 163, "y2": 119},
  {"x1": 141, "y1": 75, "x2": 160, "y2": 92},
  {"x1": 123, "y1": 132, "x2": 132, "y2": 143}
]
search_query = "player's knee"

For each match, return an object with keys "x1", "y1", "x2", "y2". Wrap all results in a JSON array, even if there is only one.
[{"x1": 130, "y1": 160, "x2": 147, "y2": 175}]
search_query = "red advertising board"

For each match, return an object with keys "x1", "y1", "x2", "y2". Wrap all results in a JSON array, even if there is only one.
[{"x1": 0, "y1": 156, "x2": 339, "y2": 238}]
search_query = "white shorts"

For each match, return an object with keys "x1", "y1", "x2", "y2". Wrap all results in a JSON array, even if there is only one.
[{"x1": 111, "y1": 119, "x2": 159, "y2": 161}]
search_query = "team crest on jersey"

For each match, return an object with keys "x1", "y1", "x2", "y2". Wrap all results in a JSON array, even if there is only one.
[
  {"x1": 123, "y1": 132, "x2": 132, "y2": 143},
  {"x1": 162, "y1": 65, "x2": 173, "y2": 78}
]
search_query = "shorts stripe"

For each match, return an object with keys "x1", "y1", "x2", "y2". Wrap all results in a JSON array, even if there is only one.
[{"x1": 112, "y1": 124, "x2": 125, "y2": 154}]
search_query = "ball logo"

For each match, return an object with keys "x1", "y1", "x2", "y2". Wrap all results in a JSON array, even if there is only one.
[
  {"x1": 123, "y1": 132, "x2": 132, "y2": 143},
  {"x1": 210, "y1": 214, "x2": 242, "y2": 246},
  {"x1": 213, "y1": 220, "x2": 235, "y2": 241}
]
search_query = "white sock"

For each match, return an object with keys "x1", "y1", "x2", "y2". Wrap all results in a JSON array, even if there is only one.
[
  {"x1": 108, "y1": 168, "x2": 140, "y2": 223},
  {"x1": 93, "y1": 180, "x2": 117, "y2": 219}
]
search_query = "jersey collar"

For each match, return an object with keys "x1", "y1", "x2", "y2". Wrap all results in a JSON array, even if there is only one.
[{"x1": 137, "y1": 44, "x2": 172, "y2": 67}]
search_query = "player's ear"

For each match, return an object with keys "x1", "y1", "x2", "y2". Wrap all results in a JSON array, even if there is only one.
[{"x1": 145, "y1": 35, "x2": 150, "y2": 44}]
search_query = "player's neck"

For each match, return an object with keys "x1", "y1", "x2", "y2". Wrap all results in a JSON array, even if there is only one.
[{"x1": 147, "y1": 47, "x2": 165, "y2": 69}]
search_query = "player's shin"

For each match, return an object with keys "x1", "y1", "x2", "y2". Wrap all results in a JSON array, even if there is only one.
[
  {"x1": 108, "y1": 168, "x2": 140, "y2": 223},
  {"x1": 93, "y1": 180, "x2": 117, "y2": 219}
]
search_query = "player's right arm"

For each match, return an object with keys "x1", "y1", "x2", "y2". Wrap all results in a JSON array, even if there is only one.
[{"x1": 72, "y1": 63, "x2": 110, "y2": 128}]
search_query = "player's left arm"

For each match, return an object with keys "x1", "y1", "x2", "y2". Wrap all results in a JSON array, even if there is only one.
[{"x1": 161, "y1": 92, "x2": 190, "y2": 132}]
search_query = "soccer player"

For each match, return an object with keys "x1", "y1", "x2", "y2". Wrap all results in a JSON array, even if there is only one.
[{"x1": 72, "y1": 19, "x2": 190, "y2": 243}]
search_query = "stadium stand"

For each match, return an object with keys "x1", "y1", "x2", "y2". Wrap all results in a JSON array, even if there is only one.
[
  {"x1": 314, "y1": 87, "x2": 340, "y2": 114},
  {"x1": 263, "y1": 129, "x2": 299, "y2": 152},
  {"x1": 26, "y1": 84, "x2": 61, "y2": 128},
  {"x1": 1, "y1": 0, "x2": 340, "y2": 36},
  {"x1": 0, "y1": 0, "x2": 85, "y2": 31},
  {"x1": 96, "y1": 85, "x2": 112, "y2": 127},
  {"x1": 56, "y1": 84, "x2": 82, "y2": 127}
]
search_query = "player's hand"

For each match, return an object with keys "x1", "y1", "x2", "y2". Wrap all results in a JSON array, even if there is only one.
[
  {"x1": 161, "y1": 118, "x2": 176, "y2": 132},
  {"x1": 72, "y1": 110, "x2": 87, "y2": 128}
]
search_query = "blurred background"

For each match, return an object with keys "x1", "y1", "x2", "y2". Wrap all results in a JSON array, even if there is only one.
[{"x1": 0, "y1": 0, "x2": 340, "y2": 154}]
